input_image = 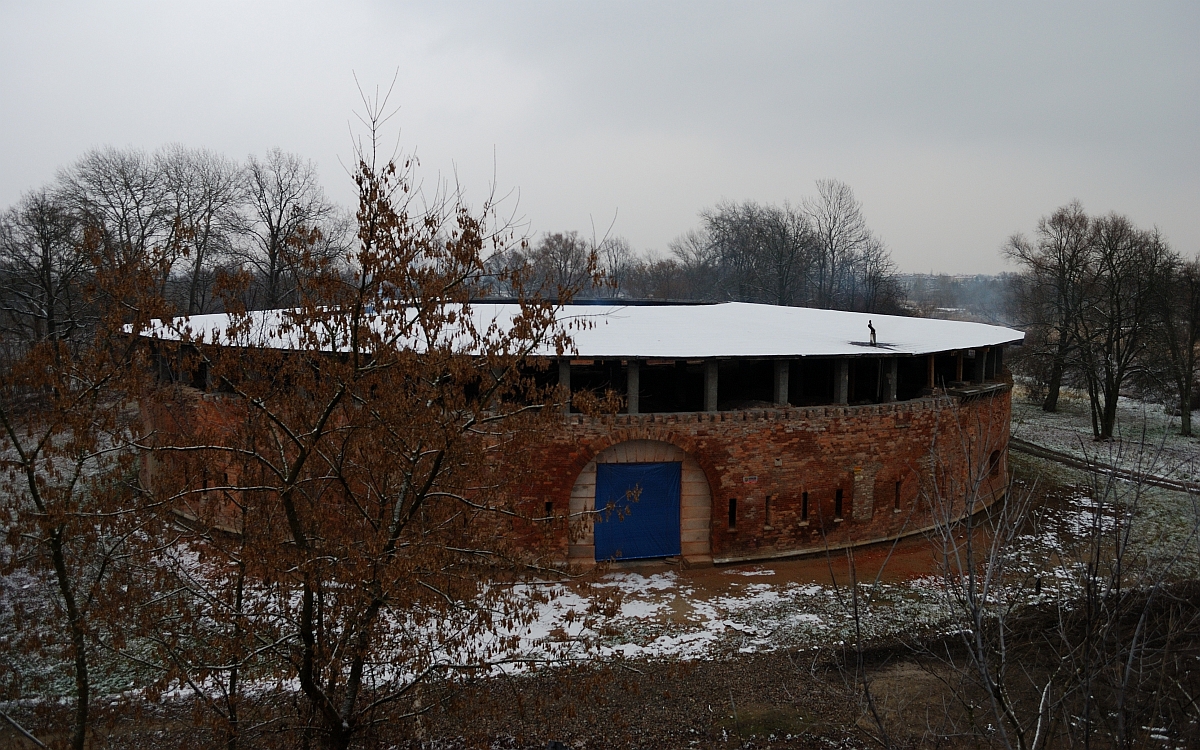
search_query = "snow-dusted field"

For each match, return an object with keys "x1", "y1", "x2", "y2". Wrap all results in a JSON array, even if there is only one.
[
  {"x1": 6, "y1": 395, "x2": 1199, "y2": 704},
  {"x1": 497, "y1": 463, "x2": 1200, "y2": 668},
  {"x1": 1010, "y1": 386, "x2": 1200, "y2": 485},
  {"x1": 496, "y1": 565, "x2": 953, "y2": 668}
]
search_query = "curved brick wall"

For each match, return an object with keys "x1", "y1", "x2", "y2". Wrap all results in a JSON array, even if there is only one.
[
  {"x1": 527, "y1": 388, "x2": 1012, "y2": 566},
  {"x1": 142, "y1": 382, "x2": 1012, "y2": 567}
]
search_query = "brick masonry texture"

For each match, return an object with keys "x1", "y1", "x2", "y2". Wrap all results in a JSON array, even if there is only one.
[
  {"x1": 524, "y1": 389, "x2": 1012, "y2": 564},
  {"x1": 142, "y1": 385, "x2": 1012, "y2": 566}
]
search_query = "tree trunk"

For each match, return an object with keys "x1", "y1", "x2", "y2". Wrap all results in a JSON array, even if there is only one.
[
  {"x1": 50, "y1": 528, "x2": 88, "y2": 750},
  {"x1": 1042, "y1": 358, "x2": 1063, "y2": 412},
  {"x1": 1099, "y1": 370, "x2": 1121, "y2": 440},
  {"x1": 1180, "y1": 387, "x2": 1193, "y2": 437},
  {"x1": 1084, "y1": 372, "x2": 1103, "y2": 440},
  {"x1": 225, "y1": 559, "x2": 246, "y2": 750},
  {"x1": 326, "y1": 724, "x2": 353, "y2": 750},
  {"x1": 1100, "y1": 395, "x2": 1118, "y2": 441}
]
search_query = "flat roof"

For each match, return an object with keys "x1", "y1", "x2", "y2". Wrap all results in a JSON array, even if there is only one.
[
  {"x1": 548, "y1": 302, "x2": 1023, "y2": 358},
  {"x1": 147, "y1": 302, "x2": 1023, "y2": 358}
]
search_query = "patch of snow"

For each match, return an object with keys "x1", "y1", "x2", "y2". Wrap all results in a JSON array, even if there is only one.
[{"x1": 721, "y1": 567, "x2": 776, "y2": 576}]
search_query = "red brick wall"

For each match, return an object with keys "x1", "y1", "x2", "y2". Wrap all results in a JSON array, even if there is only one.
[
  {"x1": 143, "y1": 383, "x2": 1012, "y2": 564},
  {"x1": 523, "y1": 389, "x2": 1012, "y2": 563},
  {"x1": 140, "y1": 386, "x2": 250, "y2": 531}
]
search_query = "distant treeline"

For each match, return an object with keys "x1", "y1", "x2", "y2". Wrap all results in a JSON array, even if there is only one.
[
  {"x1": 0, "y1": 146, "x2": 908, "y2": 344},
  {"x1": 483, "y1": 180, "x2": 904, "y2": 313},
  {"x1": 1004, "y1": 202, "x2": 1200, "y2": 439},
  {"x1": 0, "y1": 145, "x2": 354, "y2": 336},
  {"x1": 897, "y1": 273, "x2": 1021, "y2": 325},
  {"x1": 4, "y1": 146, "x2": 1194, "y2": 440}
]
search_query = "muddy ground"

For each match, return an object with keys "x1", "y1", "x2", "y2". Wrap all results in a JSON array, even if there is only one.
[
  {"x1": 1, "y1": 647, "x2": 966, "y2": 749},
  {"x1": 393, "y1": 648, "x2": 933, "y2": 749}
]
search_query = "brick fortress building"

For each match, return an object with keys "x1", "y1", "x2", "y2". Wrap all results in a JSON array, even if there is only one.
[{"x1": 143, "y1": 302, "x2": 1024, "y2": 568}]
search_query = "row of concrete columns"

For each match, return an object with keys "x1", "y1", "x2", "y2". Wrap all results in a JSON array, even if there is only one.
[
  {"x1": 924, "y1": 347, "x2": 997, "y2": 388},
  {"x1": 562, "y1": 356, "x2": 910, "y2": 413},
  {"x1": 559, "y1": 348, "x2": 1001, "y2": 413}
]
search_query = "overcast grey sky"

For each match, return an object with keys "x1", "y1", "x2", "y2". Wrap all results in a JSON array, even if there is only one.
[{"x1": 1, "y1": 1, "x2": 1196, "y2": 273}]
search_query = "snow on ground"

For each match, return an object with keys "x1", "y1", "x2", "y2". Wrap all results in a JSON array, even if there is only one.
[
  {"x1": 1010, "y1": 450, "x2": 1200, "y2": 582},
  {"x1": 492, "y1": 567, "x2": 957, "y2": 668},
  {"x1": 8, "y1": 395, "x2": 1199, "y2": 700},
  {"x1": 485, "y1": 411, "x2": 1200, "y2": 669},
  {"x1": 1010, "y1": 385, "x2": 1200, "y2": 485}
]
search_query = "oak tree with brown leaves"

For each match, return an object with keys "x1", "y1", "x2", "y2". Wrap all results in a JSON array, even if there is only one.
[{"x1": 141, "y1": 113, "x2": 596, "y2": 749}]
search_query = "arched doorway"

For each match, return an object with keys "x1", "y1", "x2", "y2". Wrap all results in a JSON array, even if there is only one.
[{"x1": 567, "y1": 440, "x2": 712, "y2": 565}]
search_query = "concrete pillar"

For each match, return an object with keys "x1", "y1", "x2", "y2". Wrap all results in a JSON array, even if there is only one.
[
  {"x1": 704, "y1": 360, "x2": 719, "y2": 412},
  {"x1": 834, "y1": 359, "x2": 849, "y2": 405},
  {"x1": 626, "y1": 359, "x2": 640, "y2": 414},
  {"x1": 558, "y1": 360, "x2": 571, "y2": 414},
  {"x1": 773, "y1": 360, "x2": 789, "y2": 406},
  {"x1": 885, "y1": 358, "x2": 898, "y2": 402},
  {"x1": 974, "y1": 347, "x2": 989, "y2": 384}
]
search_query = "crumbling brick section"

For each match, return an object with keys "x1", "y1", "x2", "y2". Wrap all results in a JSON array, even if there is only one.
[{"x1": 852, "y1": 464, "x2": 880, "y2": 522}]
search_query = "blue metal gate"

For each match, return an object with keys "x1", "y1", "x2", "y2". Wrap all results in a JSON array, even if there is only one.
[{"x1": 594, "y1": 462, "x2": 682, "y2": 561}]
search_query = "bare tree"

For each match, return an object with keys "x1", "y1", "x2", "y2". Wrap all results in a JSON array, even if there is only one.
[
  {"x1": 1150, "y1": 253, "x2": 1200, "y2": 436},
  {"x1": 1005, "y1": 202, "x2": 1093, "y2": 412},
  {"x1": 700, "y1": 200, "x2": 814, "y2": 306},
  {"x1": 621, "y1": 255, "x2": 694, "y2": 300},
  {"x1": 0, "y1": 242, "x2": 163, "y2": 750},
  {"x1": 0, "y1": 189, "x2": 89, "y2": 343},
  {"x1": 526, "y1": 231, "x2": 599, "y2": 297},
  {"x1": 1073, "y1": 215, "x2": 1169, "y2": 440},
  {"x1": 142, "y1": 114, "x2": 590, "y2": 748},
  {"x1": 917, "y1": 409, "x2": 1200, "y2": 749},
  {"x1": 668, "y1": 184, "x2": 900, "y2": 311},
  {"x1": 237, "y1": 148, "x2": 338, "y2": 310},
  {"x1": 666, "y1": 228, "x2": 722, "y2": 300},
  {"x1": 56, "y1": 147, "x2": 176, "y2": 293},
  {"x1": 912, "y1": 398, "x2": 1053, "y2": 749},
  {"x1": 596, "y1": 235, "x2": 635, "y2": 298},
  {"x1": 847, "y1": 234, "x2": 903, "y2": 314},
  {"x1": 804, "y1": 179, "x2": 872, "y2": 310},
  {"x1": 158, "y1": 145, "x2": 244, "y2": 314}
]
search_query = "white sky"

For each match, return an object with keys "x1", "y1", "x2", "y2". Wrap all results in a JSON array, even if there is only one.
[{"x1": 1, "y1": 1, "x2": 1197, "y2": 274}]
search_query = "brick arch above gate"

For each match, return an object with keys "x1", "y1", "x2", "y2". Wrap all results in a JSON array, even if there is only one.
[
  {"x1": 568, "y1": 439, "x2": 713, "y2": 567},
  {"x1": 557, "y1": 423, "x2": 712, "y2": 481}
]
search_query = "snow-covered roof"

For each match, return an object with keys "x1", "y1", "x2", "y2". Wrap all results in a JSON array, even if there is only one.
[
  {"x1": 145, "y1": 302, "x2": 1023, "y2": 359},
  {"x1": 548, "y1": 302, "x2": 1023, "y2": 358}
]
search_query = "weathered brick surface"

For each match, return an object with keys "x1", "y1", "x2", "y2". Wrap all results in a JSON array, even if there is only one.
[
  {"x1": 140, "y1": 386, "x2": 250, "y2": 530},
  {"x1": 524, "y1": 389, "x2": 1012, "y2": 563},
  {"x1": 144, "y1": 384, "x2": 1012, "y2": 565}
]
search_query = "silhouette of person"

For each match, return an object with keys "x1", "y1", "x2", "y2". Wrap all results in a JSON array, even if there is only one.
[{"x1": 868, "y1": 320, "x2": 877, "y2": 346}]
